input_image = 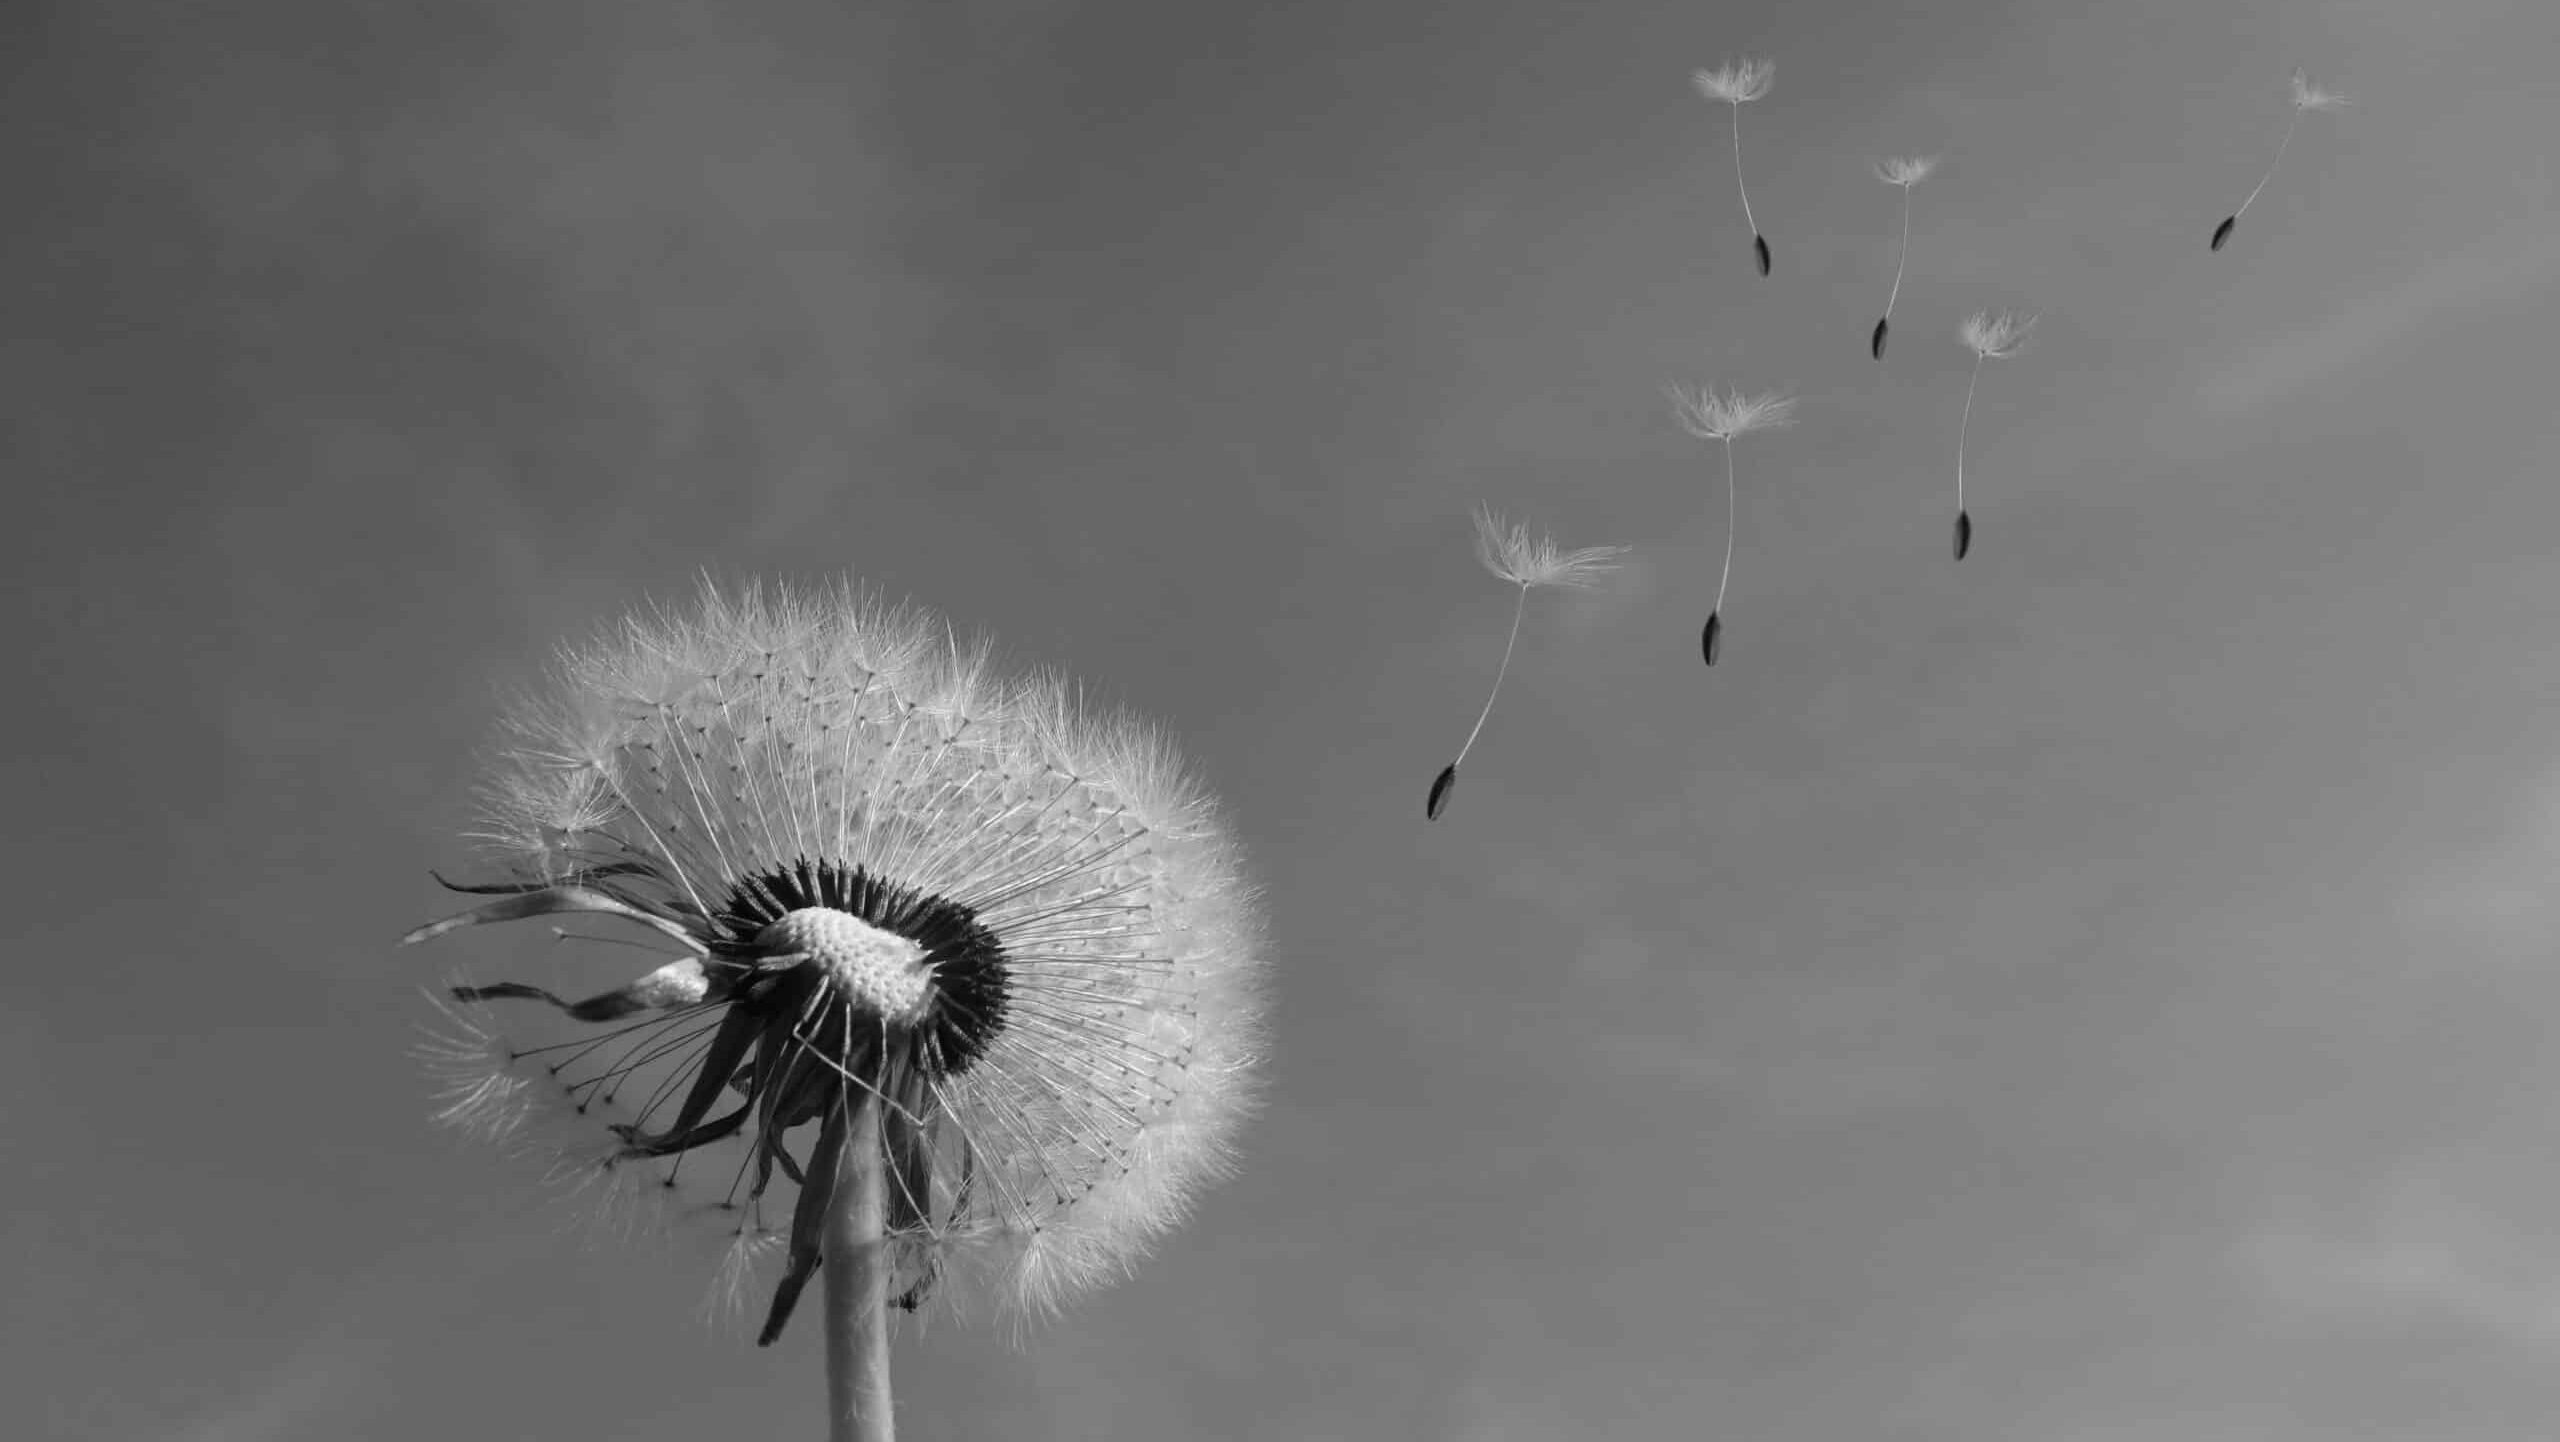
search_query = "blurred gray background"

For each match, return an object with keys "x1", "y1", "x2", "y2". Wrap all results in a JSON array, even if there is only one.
[{"x1": 10, "y1": 0, "x2": 2560, "y2": 1437}]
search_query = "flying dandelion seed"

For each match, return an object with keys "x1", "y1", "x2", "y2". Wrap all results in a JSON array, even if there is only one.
[
  {"x1": 2211, "y1": 68, "x2": 2347, "y2": 251},
  {"x1": 1693, "y1": 58, "x2": 1776, "y2": 275},
  {"x1": 1869, "y1": 155, "x2": 1938, "y2": 358},
  {"x1": 1952, "y1": 309, "x2": 2035, "y2": 560},
  {"x1": 407, "y1": 579, "x2": 1266, "y2": 1442},
  {"x1": 1668, "y1": 384, "x2": 1798, "y2": 664},
  {"x1": 1427, "y1": 507, "x2": 1628, "y2": 821}
]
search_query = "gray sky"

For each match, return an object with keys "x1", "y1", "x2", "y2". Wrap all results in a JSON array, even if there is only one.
[{"x1": 10, "y1": 0, "x2": 2560, "y2": 1438}]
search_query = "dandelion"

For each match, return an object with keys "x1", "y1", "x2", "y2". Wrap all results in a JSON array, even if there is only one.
[
  {"x1": 1869, "y1": 155, "x2": 1938, "y2": 358},
  {"x1": 1693, "y1": 58, "x2": 1777, "y2": 275},
  {"x1": 1952, "y1": 309, "x2": 2035, "y2": 560},
  {"x1": 1668, "y1": 384, "x2": 1798, "y2": 664},
  {"x1": 2211, "y1": 68, "x2": 2347, "y2": 251},
  {"x1": 406, "y1": 579, "x2": 1266, "y2": 1442},
  {"x1": 1427, "y1": 507, "x2": 1628, "y2": 821}
]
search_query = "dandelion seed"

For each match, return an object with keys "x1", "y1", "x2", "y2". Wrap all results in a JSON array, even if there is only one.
[
  {"x1": 1952, "y1": 310, "x2": 2035, "y2": 560},
  {"x1": 1693, "y1": 58, "x2": 1777, "y2": 275},
  {"x1": 2212, "y1": 68, "x2": 2347, "y2": 251},
  {"x1": 1429, "y1": 507, "x2": 1626, "y2": 821},
  {"x1": 406, "y1": 579, "x2": 1267, "y2": 1442},
  {"x1": 1668, "y1": 384, "x2": 1798, "y2": 664},
  {"x1": 1869, "y1": 155, "x2": 1938, "y2": 358}
]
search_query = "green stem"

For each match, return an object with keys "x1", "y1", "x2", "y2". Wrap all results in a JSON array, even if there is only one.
[{"x1": 823, "y1": 1087, "x2": 892, "y2": 1442}]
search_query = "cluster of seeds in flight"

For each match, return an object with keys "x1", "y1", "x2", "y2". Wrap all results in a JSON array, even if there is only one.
[{"x1": 1422, "y1": 61, "x2": 2344, "y2": 820}]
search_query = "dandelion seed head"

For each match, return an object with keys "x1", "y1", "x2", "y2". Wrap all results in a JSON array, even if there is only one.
[
  {"x1": 1692, "y1": 57, "x2": 1774, "y2": 105},
  {"x1": 1960, "y1": 309, "x2": 2036, "y2": 360},
  {"x1": 2290, "y1": 68, "x2": 2347, "y2": 112},
  {"x1": 1471, "y1": 506, "x2": 1629, "y2": 590},
  {"x1": 1667, "y1": 383, "x2": 1799, "y2": 441},
  {"x1": 1874, "y1": 155, "x2": 1938, "y2": 187},
  {"x1": 409, "y1": 578, "x2": 1268, "y2": 1332}
]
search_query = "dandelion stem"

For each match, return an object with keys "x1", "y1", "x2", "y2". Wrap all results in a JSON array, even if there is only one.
[
  {"x1": 1451, "y1": 583, "x2": 1529, "y2": 771},
  {"x1": 822, "y1": 1086, "x2": 893, "y2": 1442},
  {"x1": 2234, "y1": 104, "x2": 2301, "y2": 224},
  {"x1": 1954, "y1": 356, "x2": 1982, "y2": 519},
  {"x1": 1714, "y1": 438, "x2": 1737, "y2": 618}
]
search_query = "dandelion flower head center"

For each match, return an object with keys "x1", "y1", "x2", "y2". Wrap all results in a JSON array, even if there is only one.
[{"x1": 760, "y1": 906, "x2": 933, "y2": 1025}]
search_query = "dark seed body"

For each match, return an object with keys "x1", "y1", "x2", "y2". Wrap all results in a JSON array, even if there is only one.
[
  {"x1": 1753, "y1": 233, "x2": 1772, "y2": 276},
  {"x1": 2211, "y1": 215, "x2": 2236, "y2": 251},
  {"x1": 1427, "y1": 762, "x2": 1458, "y2": 820},
  {"x1": 1954, "y1": 510, "x2": 1973, "y2": 561},
  {"x1": 1702, "y1": 612, "x2": 1723, "y2": 666},
  {"x1": 1871, "y1": 316, "x2": 1889, "y2": 359}
]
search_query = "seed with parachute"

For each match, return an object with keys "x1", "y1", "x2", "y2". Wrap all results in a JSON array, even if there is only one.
[
  {"x1": 1952, "y1": 310, "x2": 2034, "y2": 562},
  {"x1": 1694, "y1": 59, "x2": 1776, "y2": 277},
  {"x1": 2210, "y1": 68, "x2": 2346, "y2": 252},
  {"x1": 1427, "y1": 508, "x2": 1627, "y2": 820},
  {"x1": 1869, "y1": 155, "x2": 1938, "y2": 359},
  {"x1": 1668, "y1": 384, "x2": 1798, "y2": 666}
]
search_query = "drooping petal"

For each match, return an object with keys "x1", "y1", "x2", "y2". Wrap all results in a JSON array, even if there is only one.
[
  {"x1": 404, "y1": 884, "x2": 704, "y2": 952},
  {"x1": 451, "y1": 957, "x2": 710, "y2": 1022},
  {"x1": 609, "y1": 1003, "x2": 767, "y2": 1153},
  {"x1": 758, "y1": 1094, "x2": 850, "y2": 1348},
  {"x1": 427, "y1": 862, "x2": 662, "y2": 895}
]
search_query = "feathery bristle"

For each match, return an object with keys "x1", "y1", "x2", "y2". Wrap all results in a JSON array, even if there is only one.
[
  {"x1": 1472, "y1": 506, "x2": 1630, "y2": 590},
  {"x1": 1692, "y1": 57, "x2": 1773, "y2": 105},
  {"x1": 2290, "y1": 69, "x2": 2347, "y2": 112},
  {"x1": 1668, "y1": 384, "x2": 1800, "y2": 441},
  {"x1": 1960, "y1": 310, "x2": 2036, "y2": 360}
]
